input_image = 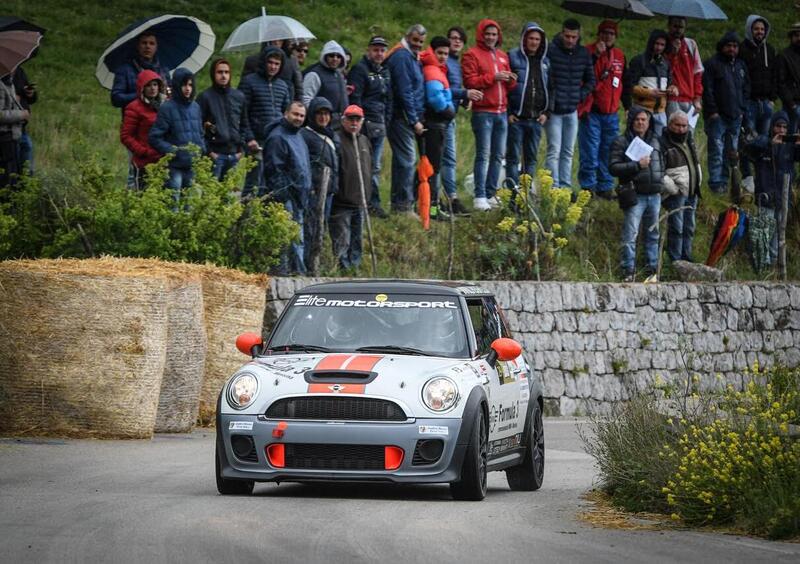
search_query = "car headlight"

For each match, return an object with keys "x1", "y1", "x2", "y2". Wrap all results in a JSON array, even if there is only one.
[
  {"x1": 422, "y1": 377, "x2": 459, "y2": 412},
  {"x1": 227, "y1": 372, "x2": 259, "y2": 410}
]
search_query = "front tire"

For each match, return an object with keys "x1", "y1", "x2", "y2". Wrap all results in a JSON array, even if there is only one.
[
  {"x1": 506, "y1": 401, "x2": 545, "y2": 491},
  {"x1": 450, "y1": 407, "x2": 488, "y2": 501},
  {"x1": 216, "y1": 444, "x2": 255, "y2": 495}
]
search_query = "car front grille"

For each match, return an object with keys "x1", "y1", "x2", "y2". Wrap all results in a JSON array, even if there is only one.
[
  {"x1": 266, "y1": 396, "x2": 407, "y2": 421},
  {"x1": 283, "y1": 443, "x2": 385, "y2": 471}
]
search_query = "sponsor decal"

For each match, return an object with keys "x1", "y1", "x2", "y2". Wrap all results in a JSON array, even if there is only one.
[
  {"x1": 489, "y1": 433, "x2": 523, "y2": 455},
  {"x1": 294, "y1": 294, "x2": 457, "y2": 309},
  {"x1": 375, "y1": 294, "x2": 388, "y2": 302},
  {"x1": 489, "y1": 401, "x2": 519, "y2": 433},
  {"x1": 419, "y1": 425, "x2": 449, "y2": 436},
  {"x1": 258, "y1": 357, "x2": 314, "y2": 378},
  {"x1": 229, "y1": 421, "x2": 253, "y2": 431}
]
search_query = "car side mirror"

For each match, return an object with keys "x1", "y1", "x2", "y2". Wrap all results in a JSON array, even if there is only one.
[
  {"x1": 236, "y1": 332, "x2": 264, "y2": 357},
  {"x1": 486, "y1": 337, "x2": 522, "y2": 367}
]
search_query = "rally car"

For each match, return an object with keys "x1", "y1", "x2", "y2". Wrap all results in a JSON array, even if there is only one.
[{"x1": 215, "y1": 280, "x2": 544, "y2": 500}]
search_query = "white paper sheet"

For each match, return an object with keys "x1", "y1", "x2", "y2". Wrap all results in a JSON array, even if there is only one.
[
  {"x1": 625, "y1": 136, "x2": 653, "y2": 162},
  {"x1": 687, "y1": 106, "x2": 700, "y2": 129}
]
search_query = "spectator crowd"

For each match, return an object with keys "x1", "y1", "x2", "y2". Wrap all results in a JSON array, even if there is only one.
[{"x1": 3, "y1": 13, "x2": 800, "y2": 279}]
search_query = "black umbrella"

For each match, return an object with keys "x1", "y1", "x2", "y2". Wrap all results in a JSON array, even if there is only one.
[
  {"x1": 562, "y1": 0, "x2": 655, "y2": 20},
  {"x1": 0, "y1": 17, "x2": 46, "y2": 35}
]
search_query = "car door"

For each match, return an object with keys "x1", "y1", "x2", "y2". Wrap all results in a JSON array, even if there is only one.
[{"x1": 465, "y1": 297, "x2": 524, "y2": 458}]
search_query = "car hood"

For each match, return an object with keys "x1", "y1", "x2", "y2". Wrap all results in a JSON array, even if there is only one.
[{"x1": 223, "y1": 353, "x2": 489, "y2": 418}]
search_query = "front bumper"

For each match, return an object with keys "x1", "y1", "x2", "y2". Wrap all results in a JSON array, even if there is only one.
[{"x1": 217, "y1": 413, "x2": 466, "y2": 484}]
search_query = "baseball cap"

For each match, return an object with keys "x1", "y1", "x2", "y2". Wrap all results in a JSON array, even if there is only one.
[
  {"x1": 368, "y1": 35, "x2": 389, "y2": 47},
  {"x1": 343, "y1": 104, "x2": 364, "y2": 117}
]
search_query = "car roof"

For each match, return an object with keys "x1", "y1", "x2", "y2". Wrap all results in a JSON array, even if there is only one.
[{"x1": 297, "y1": 279, "x2": 495, "y2": 298}]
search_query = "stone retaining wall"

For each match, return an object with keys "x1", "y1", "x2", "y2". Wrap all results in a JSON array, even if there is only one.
[{"x1": 264, "y1": 278, "x2": 800, "y2": 416}]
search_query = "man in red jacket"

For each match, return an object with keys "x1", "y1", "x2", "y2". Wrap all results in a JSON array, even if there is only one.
[
  {"x1": 578, "y1": 20, "x2": 626, "y2": 199},
  {"x1": 462, "y1": 19, "x2": 517, "y2": 211},
  {"x1": 120, "y1": 69, "x2": 165, "y2": 189},
  {"x1": 665, "y1": 16, "x2": 704, "y2": 124}
]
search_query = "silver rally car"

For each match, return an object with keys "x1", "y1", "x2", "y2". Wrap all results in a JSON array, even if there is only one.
[{"x1": 216, "y1": 280, "x2": 545, "y2": 500}]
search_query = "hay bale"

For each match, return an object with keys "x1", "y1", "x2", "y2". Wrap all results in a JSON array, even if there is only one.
[
  {"x1": 195, "y1": 268, "x2": 268, "y2": 424},
  {"x1": 0, "y1": 260, "x2": 170, "y2": 438}
]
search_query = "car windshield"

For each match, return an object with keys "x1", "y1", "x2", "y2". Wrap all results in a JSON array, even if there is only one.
[{"x1": 268, "y1": 292, "x2": 469, "y2": 358}]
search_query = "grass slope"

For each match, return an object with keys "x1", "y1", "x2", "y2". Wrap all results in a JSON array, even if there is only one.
[{"x1": 8, "y1": 0, "x2": 800, "y2": 280}]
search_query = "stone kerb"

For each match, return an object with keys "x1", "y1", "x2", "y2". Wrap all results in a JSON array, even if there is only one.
[{"x1": 264, "y1": 279, "x2": 800, "y2": 416}]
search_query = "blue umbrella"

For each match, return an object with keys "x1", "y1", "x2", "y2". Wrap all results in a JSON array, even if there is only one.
[
  {"x1": 95, "y1": 14, "x2": 215, "y2": 89},
  {"x1": 642, "y1": 0, "x2": 727, "y2": 20}
]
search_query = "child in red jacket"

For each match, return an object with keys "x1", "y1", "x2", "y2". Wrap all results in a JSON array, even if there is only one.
[{"x1": 120, "y1": 69, "x2": 165, "y2": 189}]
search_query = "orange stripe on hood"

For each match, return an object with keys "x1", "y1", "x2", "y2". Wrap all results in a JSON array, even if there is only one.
[
  {"x1": 315, "y1": 354, "x2": 353, "y2": 370},
  {"x1": 344, "y1": 355, "x2": 384, "y2": 372}
]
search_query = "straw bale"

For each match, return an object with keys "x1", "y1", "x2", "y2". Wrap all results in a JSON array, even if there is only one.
[{"x1": 0, "y1": 263, "x2": 169, "y2": 439}]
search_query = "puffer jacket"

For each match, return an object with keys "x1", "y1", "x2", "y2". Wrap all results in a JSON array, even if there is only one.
[
  {"x1": 579, "y1": 40, "x2": 625, "y2": 116},
  {"x1": 335, "y1": 130, "x2": 372, "y2": 208},
  {"x1": 303, "y1": 41, "x2": 349, "y2": 114},
  {"x1": 111, "y1": 55, "x2": 171, "y2": 109},
  {"x1": 385, "y1": 38, "x2": 425, "y2": 125},
  {"x1": 508, "y1": 22, "x2": 550, "y2": 118},
  {"x1": 262, "y1": 117, "x2": 312, "y2": 205},
  {"x1": 300, "y1": 97, "x2": 340, "y2": 198},
  {"x1": 120, "y1": 70, "x2": 164, "y2": 167},
  {"x1": 703, "y1": 31, "x2": 750, "y2": 119},
  {"x1": 547, "y1": 32, "x2": 594, "y2": 114},
  {"x1": 148, "y1": 68, "x2": 205, "y2": 170},
  {"x1": 661, "y1": 128, "x2": 702, "y2": 198},
  {"x1": 238, "y1": 47, "x2": 292, "y2": 142},
  {"x1": 347, "y1": 55, "x2": 392, "y2": 125},
  {"x1": 740, "y1": 15, "x2": 777, "y2": 101},
  {"x1": 462, "y1": 19, "x2": 516, "y2": 113},
  {"x1": 609, "y1": 107, "x2": 666, "y2": 195},
  {"x1": 746, "y1": 111, "x2": 800, "y2": 207},
  {"x1": 0, "y1": 77, "x2": 26, "y2": 141},
  {"x1": 420, "y1": 47, "x2": 455, "y2": 124},
  {"x1": 624, "y1": 30, "x2": 671, "y2": 113},
  {"x1": 196, "y1": 60, "x2": 253, "y2": 154}
]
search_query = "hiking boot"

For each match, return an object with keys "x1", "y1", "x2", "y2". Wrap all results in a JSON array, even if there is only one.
[
  {"x1": 450, "y1": 197, "x2": 469, "y2": 215},
  {"x1": 473, "y1": 197, "x2": 491, "y2": 211},
  {"x1": 369, "y1": 205, "x2": 388, "y2": 219}
]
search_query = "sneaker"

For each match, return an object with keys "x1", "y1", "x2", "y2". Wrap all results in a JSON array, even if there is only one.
[
  {"x1": 473, "y1": 197, "x2": 491, "y2": 211},
  {"x1": 450, "y1": 197, "x2": 470, "y2": 216},
  {"x1": 369, "y1": 205, "x2": 388, "y2": 219},
  {"x1": 621, "y1": 271, "x2": 635, "y2": 283},
  {"x1": 742, "y1": 175, "x2": 755, "y2": 194},
  {"x1": 487, "y1": 196, "x2": 501, "y2": 208},
  {"x1": 430, "y1": 205, "x2": 451, "y2": 221},
  {"x1": 643, "y1": 273, "x2": 659, "y2": 284}
]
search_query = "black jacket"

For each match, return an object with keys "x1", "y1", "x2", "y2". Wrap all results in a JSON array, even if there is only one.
[
  {"x1": 778, "y1": 44, "x2": 800, "y2": 109},
  {"x1": 335, "y1": 131, "x2": 372, "y2": 208},
  {"x1": 746, "y1": 111, "x2": 800, "y2": 207},
  {"x1": 546, "y1": 33, "x2": 594, "y2": 114},
  {"x1": 739, "y1": 16, "x2": 777, "y2": 101},
  {"x1": 196, "y1": 80, "x2": 253, "y2": 154},
  {"x1": 347, "y1": 55, "x2": 392, "y2": 125},
  {"x1": 623, "y1": 30, "x2": 672, "y2": 112},
  {"x1": 300, "y1": 97, "x2": 340, "y2": 198},
  {"x1": 702, "y1": 31, "x2": 750, "y2": 119},
  {"x1": 609, "y1": 108, "x2": 666, "y2": 195}
]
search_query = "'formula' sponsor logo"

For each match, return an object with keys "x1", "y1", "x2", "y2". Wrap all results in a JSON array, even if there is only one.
[{"x1": 294, "y1": 294, "x2": 457, "y2": 309}]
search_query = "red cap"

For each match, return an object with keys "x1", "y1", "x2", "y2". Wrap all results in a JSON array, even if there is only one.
[
  {"x1": 343, "y1": 104, "x2": 364, "y2": 117},
  {"x1": 598, "y1": 20, "x2": 618, "y2": 35}
]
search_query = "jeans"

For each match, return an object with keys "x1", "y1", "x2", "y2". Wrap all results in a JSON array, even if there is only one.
[
  {"x1": 242, "y1": 145, "x2": 264, "y2": 199},
  {"x1": 506, "y1": 118, "x2": 543, "y2": 187},
  {"x1": 434, "y1": 120, "x2": 457, "y2": 199},
  {"x1": 280, "y1": 198, "x2": 306, "y2": 275},
  {"x1": 387, "y1": 118, "x2": 417, "y2": 210},
  {"x1": 742, "y1": 100, "x2": 773, "y2": 178},
  {"x1": 17, "y1": 131, "x2": 33, "y2": 175},
  {"x1": 577, "y1": 112, "x2": 618, "y2": 192},
  {"x1": 471, "y1": 111, "x2": 508, "y2": 199},
  {"x1": 367, "y1": 134, "x2": 385, "y2": 209},
  {"x1": 329, "y1": 204, "x2": 363, "y2": 270},
  {"x1": 167, "y1": 167, "x2": 193, "y2": 198},
  {"x1": 620, "y1": 193, "x2": 661, "y2": 273},
  {"x1": 705, "y1": 115, "x2": 742, "y2": 189},
  {"x1": 651, "y1": 112, "x2": 667, "y2": 137},
  {"x1": 544, "y1": 111, "x2": 578, "y2": 188},
  {"x1": 663, "y1": 193, "x2": 697, "y2": 261},
  {"x1": 211, "y1": 153, "x2": 240, "y2": 180}
]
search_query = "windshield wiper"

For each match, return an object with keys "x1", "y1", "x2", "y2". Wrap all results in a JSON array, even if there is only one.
[
  {"x1": 269, "y1": 343, "x2": 332, "y2": 353},
  {"x1": 355, "y1": 345, "x2": 428, "y2": 356}
]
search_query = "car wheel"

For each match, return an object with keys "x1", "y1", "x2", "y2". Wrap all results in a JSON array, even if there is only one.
[
  {"x1": 506, "y1": 401, "x2": 545, "y2": 491},
  {"x1": 450, "y1": 407, "x2": 488, "y2": 501},
  {"x1": 216, "y1": 444, "x2": 255, "y2": 495}
]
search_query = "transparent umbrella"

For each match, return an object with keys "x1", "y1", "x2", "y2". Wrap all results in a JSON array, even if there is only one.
[{"x1": 222, "y1": 7, "x2": 315, "y2": 52}]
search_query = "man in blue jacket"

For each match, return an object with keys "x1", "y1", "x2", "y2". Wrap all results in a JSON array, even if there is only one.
[
  {"x1": 703, "y1": 31, "x2": 750, "y2": 194},
  {"x1": 507, "y1": 22, "x2": 550, "y2": 187},
  {"x1": 263, "y1": 101, "x2": 312, "y2": 275},
  {"x1": 148, "y1": 68, "x2": 205, "y2": 198},
  {"x1": 385, "y1": 24, "x2": 427, "y2": 215},
  {"x1": 348, "y1": 36, "x2": 392, "y2": 218},
  {"x1": 238, "y1": 47, "x2": 293, "y2": 198},
  {"x1": 544, "y1": 19, "x2": 595, "y2": 189},
  {"x1": 111, "y1": 32, "x2": 171, "y2": 110}
]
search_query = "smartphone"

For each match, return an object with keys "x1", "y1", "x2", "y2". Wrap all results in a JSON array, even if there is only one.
[{"x1": 783, "y1": 134, "x2": 800, "y2": 143}]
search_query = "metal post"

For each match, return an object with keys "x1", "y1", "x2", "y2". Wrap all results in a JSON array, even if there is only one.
[
  {"x1": 353, "y1": 133, "x2": 377, "y2": 277},
  {"x1": 778, "y1": 172, "x2": 790, "y2": 280}
]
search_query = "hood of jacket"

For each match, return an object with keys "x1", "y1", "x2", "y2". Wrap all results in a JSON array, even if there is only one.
[
  {"x1": 420, "y1": 47, "x2": 447, "y2": 73},
  {"x1": 770, "y1": 110, "x2": 790, "y2": 132},
  {"x1": 136, "y1": 69, "x2": 164, "y2": 98},
  {"x1": 476, "y1": 19, "x2": 503, "y2": 49},
  {"x1": 645, "y1": 29, "x2": 669, "y2": 61},
  {"x1": 209, "y1": 59, "x2": 231, "y2": 89},
  {"x1": 170, "y1": 68, "x2": 195, "y2": 104},
  {"x1": 744, "y1": 15, "x2": 770, "y2": 44},
  {"x1": 717, "y1": 31, "x2": 742, "y2": 55},
  {"x1": 625, "y1": 105, "x2": 654, "y2": 138},
  {"x1": 307, "y1": 96, "x2": 335, "y2": 133},
  {"x1": 258, "y1": 46, "x2": 285, "y2": 79},
  {"x1": 319, "y1": 40, "x2": 346, "y2": 69},
  {"x1": 519, "y1": 22, "x2": 547, "y2": 58}
]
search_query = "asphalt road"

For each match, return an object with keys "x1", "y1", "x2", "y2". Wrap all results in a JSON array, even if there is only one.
[{"x1": 1, "y1": 418, "x2": 798, "y2": 564}]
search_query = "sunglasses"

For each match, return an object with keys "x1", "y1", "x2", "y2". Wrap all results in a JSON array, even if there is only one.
[{"x1": 327, "y1": 53, "x2": 344, "y2": 59}]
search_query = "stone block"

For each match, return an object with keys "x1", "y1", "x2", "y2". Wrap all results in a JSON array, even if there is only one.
[
  {"x1": 752, "y1": 309, "x2": 775, "y2": 331},
  {"x1": 768, "y1": 287, "x2": 791, "y2": 310},
  {"x1": 536, "y1": 284, "x2": 563, "y2": 312},
  {"x1": 554, "y1": 312, "x2": 578, "y2": 332},
  {"x1": 561, "y1": 284, "x2": 587, "y2": 311},
  {"x1": 752, "y1": 285, "x2": 768, "y2": 307},
  {"x1": 564, "y1": 374, "x2": 577, "y2": 396},
  {"x1": 559, "y1": 396, "x2": 579, "y2": 416},
  {"x1": 576, "y1": 373, "x2": 593, "y2": 398},
  {"x1": 697, "y1": 285, "x2": 717, "y2": 303},
  {"x1": 774, "y1": 309, "x2": 800, "y2": 330},
  {"x1": 544, "y1": 351, "x2": 561, "y2": 368},
  {"x1": 542, "y1": 368, "x2": 565, "y2": 397},
  {"x1": 716, "y1": 284, "x2": 753, "y2": 309},
  {"x1": 701, "y1": 303, "x2": 728, "y2": 332},
  {"x1": 790, "y1": 287, "x2": 800, "y2": 308},
  {"x1": 692, "y1": 332, "x2": 726, "y2": 353}
]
